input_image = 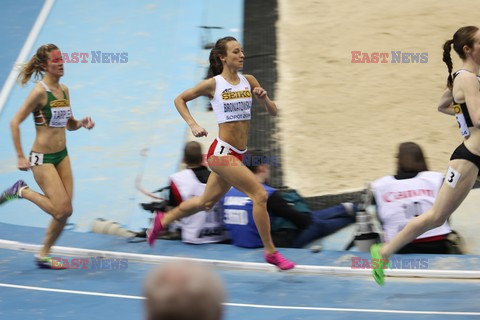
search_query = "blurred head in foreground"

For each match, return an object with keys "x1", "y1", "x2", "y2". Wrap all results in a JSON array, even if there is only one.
[{"x1": 144, "y1": 261, "x2": 225, "y2": 320}]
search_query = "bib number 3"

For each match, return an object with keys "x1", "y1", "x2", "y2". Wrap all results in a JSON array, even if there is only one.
[{"x1": 446, "y1": 166, "x2": 461, "y2": 188}]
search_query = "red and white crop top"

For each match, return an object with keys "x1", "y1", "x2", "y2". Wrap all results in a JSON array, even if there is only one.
[{"x1": 210, "y1": 74, "x2": 252, "y2": 123}]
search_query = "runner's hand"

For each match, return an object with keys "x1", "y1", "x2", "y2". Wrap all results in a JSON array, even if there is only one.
[
  {"x1": 17, "y1": 156, "x2": 30, "y2": 171},
  {"x1": 190, "y1": 124, "x2": 208, "y2": 137},
  {"x1": 253, "y1": 87, "x2": 268, "y2": 101},
  {"x1": 81, "y1": 116, "x2": 95, "y2": 129}
]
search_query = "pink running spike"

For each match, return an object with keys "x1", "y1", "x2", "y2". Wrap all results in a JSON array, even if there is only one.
[
  {"x1": 147, "y1": 211, "x2": 165, "y2": 247},
  {"x1": 265, "y1": 251, "x2": 295, "y2": 270}
]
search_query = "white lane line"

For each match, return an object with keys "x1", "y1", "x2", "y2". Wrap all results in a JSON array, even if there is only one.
[
  {"x1": 1, "y1": 239, "x2": 480, "y2": 279},
  {"x1": 0, "y1": 282, "x2": 479, "y2": 316},
  {"x1": 0, "y1": 0, "x2": 55, "y2": 114},
  {"x1": 226, "y1": 302, "x2": 480, "y2": 316},
  {"x1": 0, "y1": 282, "x2": 143, "y2": 300}
]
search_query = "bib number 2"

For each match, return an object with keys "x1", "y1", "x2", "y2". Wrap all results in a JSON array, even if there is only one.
[{"x1": 30, "y1": 152, "x2": 44, "y2": 167}]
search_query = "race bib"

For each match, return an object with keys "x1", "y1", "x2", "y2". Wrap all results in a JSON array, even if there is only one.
[
  {"x1": 454, "y1": 104, "x2": 470, "y2": 137},
  {"x1": 213, "y1": 140, "x2": 232, "y2": 157},
  {"x1": 30, "y1": 152, "x2": 44, "y2": 166},
  {"x1": 446, "y1": 166, "x2": 461, "y2": 188},
  {"x1": 49, "y1": 100, "x2": 72, "y2": 127}
]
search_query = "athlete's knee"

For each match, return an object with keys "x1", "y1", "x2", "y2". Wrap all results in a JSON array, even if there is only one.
[
  {"x1": 251, "y1": 189, "x2": 268, "y2": 206},
  {"x1": 53, "y1": 202, "x2": 73, "y2": 220}
]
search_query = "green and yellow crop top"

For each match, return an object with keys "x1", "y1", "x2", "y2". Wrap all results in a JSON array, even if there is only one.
[{"x1": 34, "y1": 81, "x2": 72, "y2": 127}]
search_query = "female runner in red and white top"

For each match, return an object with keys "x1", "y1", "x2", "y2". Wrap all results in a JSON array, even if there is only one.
[{"x1": 147, "y1": 36, "x2": 294, "y2": 270}]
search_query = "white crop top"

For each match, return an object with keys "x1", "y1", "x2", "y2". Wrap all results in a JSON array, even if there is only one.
[{"x1": 210, "y1": 74, "x2": 252, "y2": 123}]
